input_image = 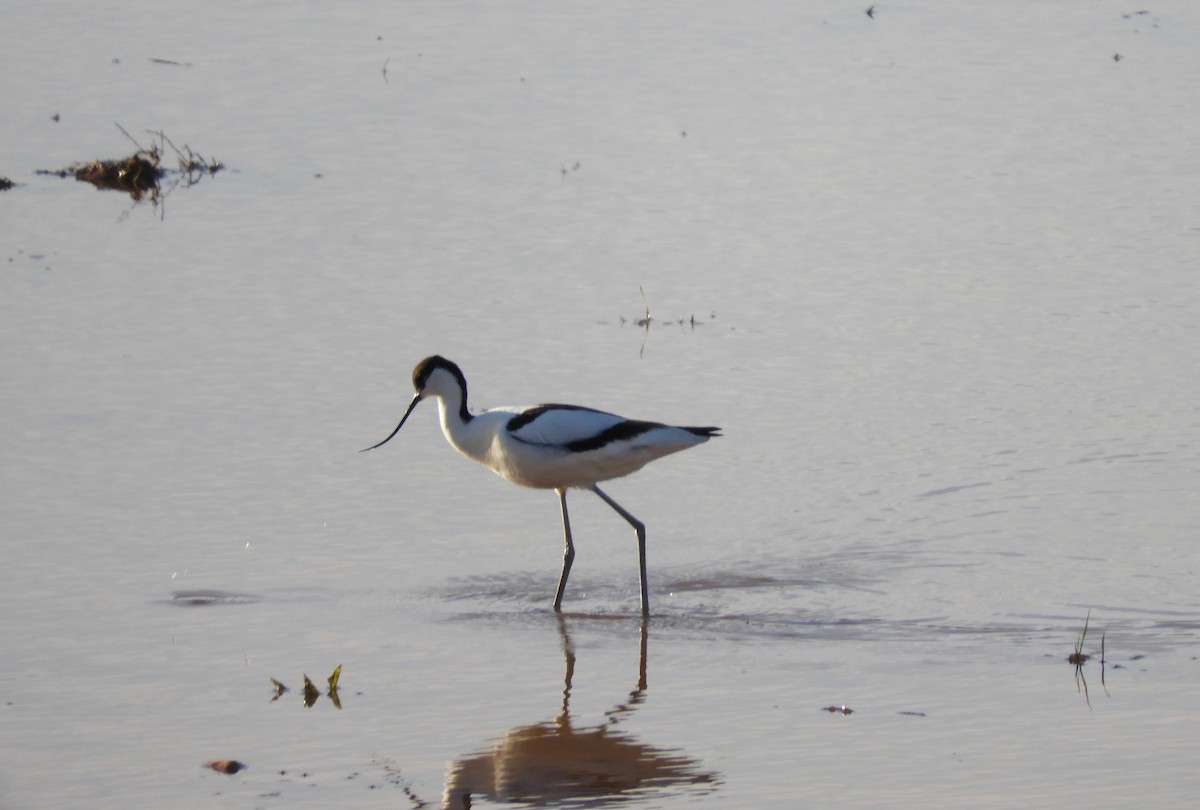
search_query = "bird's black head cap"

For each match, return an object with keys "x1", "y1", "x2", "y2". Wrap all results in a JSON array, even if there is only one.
[
  {"x1": 413, "y1": 355, "x2": 470, "y2": 422},
  {"x1": 413, "y1": 355, "x2": 466, "y2": 395}
]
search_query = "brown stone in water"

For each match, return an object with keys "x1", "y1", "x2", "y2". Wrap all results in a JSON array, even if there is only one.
[{"x1": 205, "y1": 759, "x2": 246, "y2": 774}]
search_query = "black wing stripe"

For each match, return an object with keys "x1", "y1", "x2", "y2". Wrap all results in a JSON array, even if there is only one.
[
  {"x1": 506, "y1": 403, "x2": 607, "y2": 432},
  {"x1": 563, "y1": 420, "x2": 662, "y2": 453}
]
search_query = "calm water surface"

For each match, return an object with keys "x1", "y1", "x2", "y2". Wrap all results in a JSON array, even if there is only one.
[{"x1": 2, "y1": 1, "x2": 1198, "y2": 808}]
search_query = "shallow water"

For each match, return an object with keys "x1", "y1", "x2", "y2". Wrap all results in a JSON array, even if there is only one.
[{"x1": 3, "y1": 1, "x2": 1199, "y2": 807}]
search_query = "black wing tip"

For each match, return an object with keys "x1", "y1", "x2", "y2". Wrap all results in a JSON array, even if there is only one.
[{"x1": 686, "y1": 426, "x2": 722, "y2": 438}]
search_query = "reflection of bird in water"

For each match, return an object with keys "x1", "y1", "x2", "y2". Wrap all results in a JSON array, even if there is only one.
[
  {"x1": 441, "y1": 618, "x2": 718, "y2": 808},
  {"x1": 362, "y1": 356, "x2": 720, "y2": 616}
]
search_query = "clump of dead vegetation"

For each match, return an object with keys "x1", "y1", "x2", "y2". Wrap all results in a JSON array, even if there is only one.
[
  {"x1": 36, "y1": 123, "x2": 223, "y2": 208},
  {"x1": 618, "y1": 287, "x2": 719, "y2": 358}
]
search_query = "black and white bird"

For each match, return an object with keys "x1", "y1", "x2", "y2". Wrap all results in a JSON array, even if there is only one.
[{"x1": 362, "y1": 355, "x2": 720, "y2": 616}]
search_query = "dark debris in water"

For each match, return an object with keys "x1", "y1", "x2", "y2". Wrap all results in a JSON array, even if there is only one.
[
  {"x1": 34, "y1": 123, "x2": 223, "y2": 210},
  {"x1": 205, "y1": 759, "x2": 247, "y2": 774},
  {"x1": 71, "y1": 153, "x2": 162, "y2": 198},
  {"x1": 170, "y1": 589, "x2": 260, "y2": 607},
  {"x1": 270, "y1": 665, "x2": 343, "y2": 708},
  {"x1": 269, "y1": 677, "x2": 289, "y2": 701},
  {"x1": 1069, "y1": 610, "x2": 1109, "y2": 709},
  {"x1": 302, "y1": 675, "x2": 321, "y2": 707}
]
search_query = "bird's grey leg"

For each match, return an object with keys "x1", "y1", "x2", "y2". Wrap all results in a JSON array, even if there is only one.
[
  {"x1": 553, "y1": 487, "x2": 575, "y2": 612},
  {"x1": 590, "y1": 485, "x2": 649, "y2": 617}
]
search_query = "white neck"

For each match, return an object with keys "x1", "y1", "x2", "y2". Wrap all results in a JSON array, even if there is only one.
[{"x1": 433, "y1": 389, "x2": 493, "y2": 466}]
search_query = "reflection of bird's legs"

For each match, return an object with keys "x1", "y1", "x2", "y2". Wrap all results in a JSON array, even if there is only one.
[
  {"x1": 605, "y1": 618, "x2": 650, "y2": 727},
  {"x1": 555, "y1": 612, "x2": 576, "y2": 720}
]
